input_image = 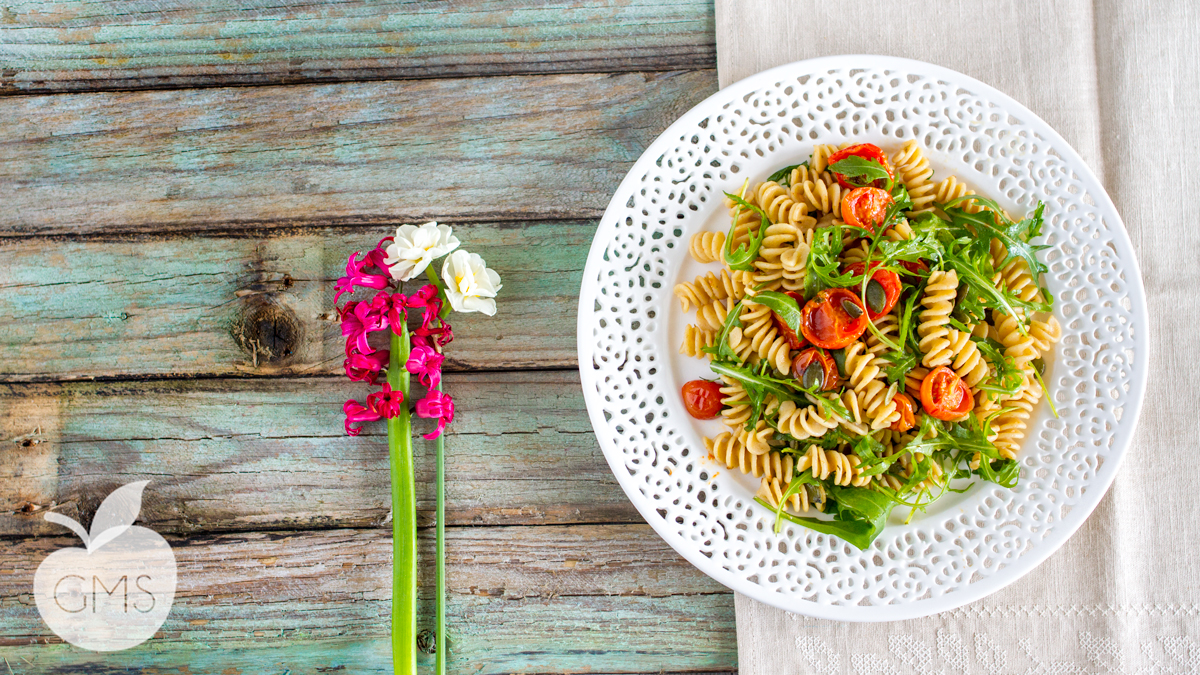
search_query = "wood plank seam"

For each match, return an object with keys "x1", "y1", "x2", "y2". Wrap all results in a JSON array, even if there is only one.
[{"x1": 0, "y1": 0, "x2": 716, "y2": 96}]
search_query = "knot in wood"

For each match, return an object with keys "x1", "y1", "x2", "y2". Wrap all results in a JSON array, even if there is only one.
[
  {"x1": 416, "y1": 628, "x2": 437, "y2": 654},
  {"x1": 232, "y1": 296, "x2": 301, "y2": 367}
]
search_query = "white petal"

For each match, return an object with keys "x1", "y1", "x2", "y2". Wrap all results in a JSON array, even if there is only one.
[{"x1": 462, "y1": 296, "x2": 497, "y2": 316}]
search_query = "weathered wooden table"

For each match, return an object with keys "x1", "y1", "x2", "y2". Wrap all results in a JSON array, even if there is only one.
[{"x1": 0, "y1": 2, "x2": 735, "y2": 672}]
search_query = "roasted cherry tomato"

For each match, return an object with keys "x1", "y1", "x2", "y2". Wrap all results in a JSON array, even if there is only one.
[
  {"x1": 682, "y1": 379, "x2": 724, "y2": 420},
  {"x1": 771, "y1": 290, "x2": 809, "y2": 350},
  {"x1": 792, "y1": 348, "x2": 839, "y2": 391},
  {"x1": 841, "y1": 187, "x2": 894, "y2": 234},
  {"x1": 920, "y1": 366, "x2": 973, "y2": 421},
  {"x1": 799, "y1": 288, "x2": 869, "y2": 349},
  {"x1": 898, "y1": 259, "x2": 929, "y2": 277},
  {"x1": 827, "y1": 143, "x2": 895, "y2": 189},
  {"x1": 844, "y1": 262, "x2": 902, "y2": 320},
  {"x1": 890, "y1": 392, "x2": 917, "y2": 432}
]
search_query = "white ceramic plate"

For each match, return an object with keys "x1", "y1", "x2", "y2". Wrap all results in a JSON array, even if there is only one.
[{"x1": 576, "y1": 56, "x2": 1147, "y2": 621}]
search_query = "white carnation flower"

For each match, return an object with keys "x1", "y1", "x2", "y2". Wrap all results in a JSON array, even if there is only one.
[
  {"x1": 441, "y1": 250, "x2": 502, "y2": 316},
  {"x1": 384, "y1": 221, "x2": 460, "y2": 282}
]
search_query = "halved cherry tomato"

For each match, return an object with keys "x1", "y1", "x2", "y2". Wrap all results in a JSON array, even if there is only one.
[
  {"x1": 799, "y1": 288, "x2": 869, "y2": 349},
  {"x1": 682, "y1": 380, "x2": 724, "y2": 420},
  {"x1": 844, "y1": 262, "x2": 902, "y2": 320},
  {"x1": 898, "y1": 259, "x2": 929, "y2": 277},
  {"x1": 890, "y1": 392, "x2": 917, "y2": 432},
  {"x1": 827, "y1": 143, "x2": 895, "y2": 189},
  {"x1": 792, "y1": 348, "x2": 839, "y2": 391},
  {"x1": 771, "y1": 290, "x2": 809, "y2": 350},
  {"x1": 841, "y1": 187, "x2": 894, "y2": 234},
  {"x1": 920, "y1": 366, "x2": 973, "y2": 421}
]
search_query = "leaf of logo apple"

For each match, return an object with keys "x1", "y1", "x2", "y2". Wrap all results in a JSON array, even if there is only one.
[
  {"x1": 44, "y1": 512, "x2": 91, "y2": 547},
  {"x1": 87, "y1": 480, "x2": 150, "y2": 552}
]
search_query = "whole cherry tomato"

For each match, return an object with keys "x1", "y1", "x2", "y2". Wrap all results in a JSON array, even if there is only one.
[
  {"x1": 844, "y1": 262, "x2": 902, "y2": 320},
  {"x1": 890, "y1": 392, "x2": 917, "y2": 432},
  {"x1": 792, "y1": 348, "x2": 839, "y2": 391},
  {"x1": 682, "y1": 379, "x2": 724, "y2": 420},
  {"x1": 841, "y1": 187, "x2": 894, "y2": 234},
  {"x1": 799, "y1": 288, "x2": 869, "y2": 349},
  {"x1": 771, "y1": 290, "x2": 809, "y2": 350},
  {"x1": 920, "y1": 366, "x2": 974, "y2": 421},
  {"x1": 827, "y1": 143, "x2": 895, "y2": 189}
]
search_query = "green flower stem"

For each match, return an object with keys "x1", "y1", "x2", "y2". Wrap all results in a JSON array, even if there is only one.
[
  {"x1": 387, "y1": 326, "x2": 415, "y2": 675},
  {"x1": 435, "y1": 382, "x2": 447, "y2": 675},
  {"x1": 424, "y1": 265, "x2": 453, "y2": 320},
  {"x1": 423, "y1": 263, "x2": 449, "y2": 671}
]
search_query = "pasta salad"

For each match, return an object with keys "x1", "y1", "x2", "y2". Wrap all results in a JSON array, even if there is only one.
[{"x1": 676, "y1": 141, "x2": 1062, "y2": 549}]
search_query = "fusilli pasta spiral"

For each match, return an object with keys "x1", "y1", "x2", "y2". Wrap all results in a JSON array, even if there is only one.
[
  {"x1": 679, "y1": 324, "x2": 714, "y2": 358},
  {"x1": 757, "y1": 474, "x2": 825, "y2": 513},
  {"x1": 931, "y1": 175, "x2": 983, "y2": 214},
  {"x1": 917, "y1": 269, "x2": 958, "y2": 367},
  {"x1": 946, "y1": 328, "x2": 990, "y2": 387},
  {"x1": 891, "y1": 140, "x2": 937, "y2": 212},
  {"x1": 739, "y1": 301, "x2": 793, "y2": 376},
  {"x1": 774, "y1": 399, "x2": 838, "y2": 441},
  {"x1": 689, "y1": 231, "x2": 726, "y2": 264}
]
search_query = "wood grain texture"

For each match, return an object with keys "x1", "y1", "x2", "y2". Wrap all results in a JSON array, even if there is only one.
[
  {"x1": 0, "y1": 0, "x2": 716, "y2": 94},
  {"x1": 0, "y1": 371, "x2": 664, "y2": 536},
  {"x1": 0, "y1": 526, "x2": 736, "y2": 673},
  {"x1": 0, "y1": 222, "x2": 591, "y2": 380},
  {"x1": 0, "y1": 69, "x2": 717, "y2": 235}
]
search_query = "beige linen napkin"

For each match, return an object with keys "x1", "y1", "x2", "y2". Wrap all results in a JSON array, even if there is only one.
[{"x1": 716, "y1": 1, "x2": 1200, "y2": 671}]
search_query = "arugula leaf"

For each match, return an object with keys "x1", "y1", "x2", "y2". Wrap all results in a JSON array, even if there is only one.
[
  {"x1": 770, "y1": 472, "x2": 821, "y2": 534},
  {"x1": 752, "y1": 291, "x2": 803, "y2": 334},
  {"x1": 848, "y1": 434, "x2": 892, "y2": 477},
  {"x1": 722, "y1": 192, "x2": 770, "y2": 272},
  {"x1": 714, "y1": 359, "x2": 855, "y2": 423},
  {"x1": 906, "y1": 415, "x2": 999, "y2": 460},
  {"x1": 701, "y1": 299, "x2": 745, "y2": 362},
  {"x1": 767, "y1": 163, "x2": 806, "y2": 186},
  {"x1": 874, "y1": 226, "x2": 941, "y2": 267},
  {"x1": 707, "y1": 360, "x2": 791, "y2": 431},
  {"x1": 896, "y1": 283, "x2": 923, "y2": 356},
  {"x1": 945, "y1": 197, "x2": 1050, "y2": 279},
  {"x1": 756, "y1": 484, "x2": 896, "y2": 550},
  {"x1": 1030, "y1": 365, "x2": 1058, "y2": 418},
  {"x1": 881, "y1": 349, "x2": 918, "y2": 385},
  {"x1": 943, "y1": 246, "x2": 1051, "y2": 324},
  {"x1": 827, "y1": 156, "x2": 893, "y2": 190},
  {"x1": 755, "y1": 499, "x2": 879, "y2": 550},
  {"x1": 902, "y1": 414, "x2": 1019, "y2": 489},
  {"x1": 805, "y1": 225, "x2": 858, "y2": 297},
  {"x1": 977, "y1": 457, "x2": 1019, "y2": 488},
  {"x1": 973, "y1": 337, "x2": 1024, "y2": 398}
]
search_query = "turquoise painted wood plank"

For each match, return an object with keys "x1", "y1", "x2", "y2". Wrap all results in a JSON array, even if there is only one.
[
  {"x1": 0, "y1": 0, "x2": 715, "y2": 94},
  {"x1": 0, "y1": 527, "x2": 737, "y2": 674},
  {"x1": 0, "y1": 371, "x2": 646, "y2": 536},
  {"x1": 0, "y1": 222, "x2": 592, "y2": 380},
  {"x1": 0, "y1": 70, "x2": 717, "y2": 235}
]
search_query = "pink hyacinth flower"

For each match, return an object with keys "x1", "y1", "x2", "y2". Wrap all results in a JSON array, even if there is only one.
[
  {"x1": 408, "y1": 284, "x2": 439, "y2": 307},
  {"x1": 406, "y1": 338, "x2": 444, "y2": 389},
  {"x1": 367, "y1": 382, "x2": 405, "y2": 419},
  {"x1": 341, "y1": 300, "x2": 387, "y2": 356},
  {"x1": 366, "y1": 237, "x2": 394, "y2": 275},
  {"x1": 334, "y1": 251, "x2": 391, "y2": 304},
  {"x1": 415, "y1": 389, "x2": 455, "y2": 440},
  {"x1": 370, "y1": 290, "x2": 408, "y2": 330},
  {"x1": 345, "y1": 349, "x2": 389, "y2": 384},
  {"x1": 343, "y1": 399, "x2": 381, "y2": 436},
  {"x1": 409, "y1": 284, "x2": 453, "y2": 345}
]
